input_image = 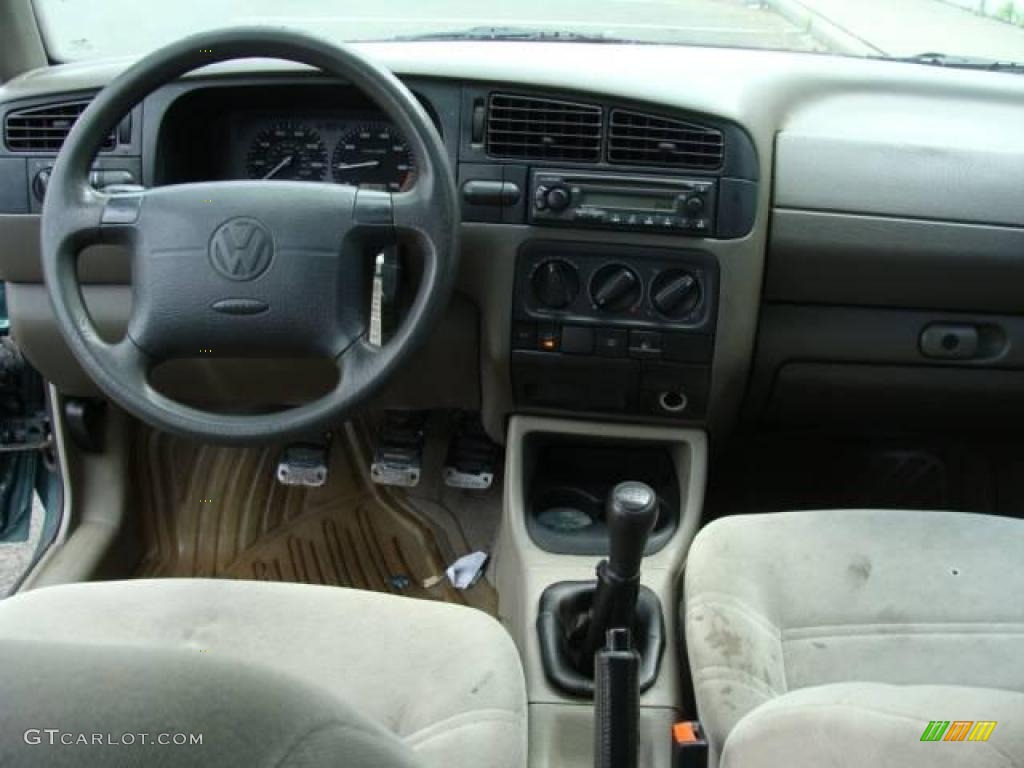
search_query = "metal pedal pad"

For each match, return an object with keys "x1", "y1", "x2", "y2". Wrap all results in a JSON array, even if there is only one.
[
  {"x1": 276, "y1": 441, "x2": 329, "y2": 488},
  {"x1": 443, "y1": 412, "x2": 498, "y2": 490},
  {"x1": 370, "y1": 411, "x2": 427, "y2": 488}
]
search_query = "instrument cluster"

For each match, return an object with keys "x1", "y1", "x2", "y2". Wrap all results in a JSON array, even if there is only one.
[{"x1": 231, "y1": 114, "x2": 416, "y2": 192}]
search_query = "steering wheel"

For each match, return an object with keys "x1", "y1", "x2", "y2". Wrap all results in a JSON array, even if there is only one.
[{"x1": 40, "y1": 28, "x2": 458, "y2": 444}]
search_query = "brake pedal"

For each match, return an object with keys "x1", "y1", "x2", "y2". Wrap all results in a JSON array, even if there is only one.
[
  {"x1": 276, "y1": 440, "x2": 329, "y2": 488},
  {"x1": 443, "y1": 413, "x2": 498, "y2": 490},
  {"x1": 370, "y1": 411, "x2": 427, "y2": 488}
]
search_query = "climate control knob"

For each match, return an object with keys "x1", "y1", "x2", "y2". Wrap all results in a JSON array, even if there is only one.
[
  {"x1": 531, "y1": 259, "x2": 580, "y2": 309},
  {"x1": 590, "y1": 264, "x2": 642, "y2": 312},
  {"x1": 651, "y1": 269, "x2": 701, "y2": 318}
]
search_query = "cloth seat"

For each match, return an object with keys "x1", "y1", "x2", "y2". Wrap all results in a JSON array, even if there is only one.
[
  {"x1": 0, "y1": 579, "x2": 527, "y2": 768},
  {"x1": 683, "y1": 509, "x2": 1024, "y2": 768}
]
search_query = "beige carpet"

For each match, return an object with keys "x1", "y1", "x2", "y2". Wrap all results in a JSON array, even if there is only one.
[{"x1": 132, "y1": 422, "x2": 496, "y2": 614}]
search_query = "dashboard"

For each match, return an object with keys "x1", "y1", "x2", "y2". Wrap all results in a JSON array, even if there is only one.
[{"x1": 3, "y1": 42, "x2": 1024, "y2": 441}]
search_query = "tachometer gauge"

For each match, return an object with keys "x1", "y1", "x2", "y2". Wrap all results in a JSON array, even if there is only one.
[
  {"x1": 332, "y1": 124, "x2": 416, "y2": 191},
  {"x1": 246, "y1": 123, "x2": 327, "y2": 181}
]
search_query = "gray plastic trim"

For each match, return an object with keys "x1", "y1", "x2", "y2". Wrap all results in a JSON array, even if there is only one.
[
  {"x1": 747, "y1": 303, "x2": 1024, "y2": 424},
  {"x1": 768, "y1": 209, "x2": 1024, "y2": 312}
]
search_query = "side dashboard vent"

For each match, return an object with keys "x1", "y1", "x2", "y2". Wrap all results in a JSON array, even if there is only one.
[
  {"x1": 4, "y1": 100, "x2": 117, "y2": 153},
  {"x1": 608, "y1": 109, "x2": 723, "y2": 169},
  {"x1": 487, "y1": 94, "x2": 602, "y2": 162}
]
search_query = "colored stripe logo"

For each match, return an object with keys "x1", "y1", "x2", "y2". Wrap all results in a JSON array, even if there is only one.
[{"x1": 921, "y1": 721, "x2": 997, "y2": 742}]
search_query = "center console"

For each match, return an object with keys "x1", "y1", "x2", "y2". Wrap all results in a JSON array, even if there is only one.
[{"x1": 494, "y1": 415, "x2": 707, "y2": 768}]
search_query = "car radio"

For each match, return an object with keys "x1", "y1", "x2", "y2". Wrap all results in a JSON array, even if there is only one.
[{"x1": 530, "y1": 171, "x2": 717, "y2": 236}]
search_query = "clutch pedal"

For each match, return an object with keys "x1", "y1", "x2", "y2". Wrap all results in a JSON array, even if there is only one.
[
  {"x1": 443, "y1": 413, "x2": 498, "y2": 490},
  {"x1": 370, "y1": 411, "x2": 427, "y2": 488}
]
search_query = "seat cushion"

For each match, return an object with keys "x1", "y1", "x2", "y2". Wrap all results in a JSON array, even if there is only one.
[
  {"x1": 721, "y1": 683, "x2": 1024, "y2": 768},
  {"x1": 683, "y1": 510, "x2": 1024, "y2": 764},
  {"x1": 0, "y1": 637, "x2": 421, "y2": 768},
  {"x1": 0, "y1": 579, "x2": 527, "y2": 768}
]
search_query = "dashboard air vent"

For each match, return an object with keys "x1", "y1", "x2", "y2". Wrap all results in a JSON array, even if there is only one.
[
  {"x1": 4, "y1": 100, "x2": 116, "y2": 153},
  {"x1": 608, "y1": 109, "x2": 723, "y2": 169},
  {"x1": 487, "y1": 94, "x2": 602, "y2": 162}
]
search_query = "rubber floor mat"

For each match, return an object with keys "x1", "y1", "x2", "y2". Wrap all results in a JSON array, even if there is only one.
[{"x1": 132, "y1": 422, "x2": 496, "y2": 614}]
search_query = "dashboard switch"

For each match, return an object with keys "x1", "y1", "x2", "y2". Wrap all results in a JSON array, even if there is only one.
[
  {"x1": 512, "y1": 322, "x2": 536, "y2": 350},
  {"x1": 595, "y1": 328, "x2": 628, "y2": 357},
  {"x1": 561, "y1": 325, "x2": 595, "y2": 355},
  {"x1": 629, "y1": 330, "x2": 662, "y2": 359},
  {"x1": 538, "y1": 324, "x2": 560, "y2": 352},
  {"x1": 462, "y1": 180, "x2": 506, "y2": 206}
]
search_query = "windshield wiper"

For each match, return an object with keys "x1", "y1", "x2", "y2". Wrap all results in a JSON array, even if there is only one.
[
  {"x1": 386, "y1": 25, "x2": 639, "y2": 44},
  {"x1": 884, "y1": 52, "x2": 1024, "y2": 73}
]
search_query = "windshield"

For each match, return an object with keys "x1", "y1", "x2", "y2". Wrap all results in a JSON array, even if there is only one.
[{"x1": 33, "y1": 0, "x2": 1024, "y2": 67}]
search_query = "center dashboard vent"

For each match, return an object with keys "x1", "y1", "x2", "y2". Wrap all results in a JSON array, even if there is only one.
[
  {"x1": 3, "y1": 100, "x2": 117, "y2": 153},
  {"x1": 487, "y1": 94, "x2": 602, "y2": 162},
  {"x1": 608, "y1": 109, "x2": 723, "y2": 169}
]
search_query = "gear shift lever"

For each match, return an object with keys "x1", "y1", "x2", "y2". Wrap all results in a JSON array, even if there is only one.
[{"x1": 578, "y1": 482, "x2": 658, "y2": 668}]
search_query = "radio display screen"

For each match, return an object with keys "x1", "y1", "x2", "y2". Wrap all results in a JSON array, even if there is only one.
[{"x1": 581, "y1": 190, "x2": 676, "y2": 212}]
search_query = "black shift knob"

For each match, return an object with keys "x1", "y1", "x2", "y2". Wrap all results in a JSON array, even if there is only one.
[{"x1": 606, "y1": 481, "x2": 658, "y2": 580}]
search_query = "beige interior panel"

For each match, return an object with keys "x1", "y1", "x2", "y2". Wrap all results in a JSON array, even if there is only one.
[{"x1": 7, "y1": 282, "x2": 481, "y2": 411}]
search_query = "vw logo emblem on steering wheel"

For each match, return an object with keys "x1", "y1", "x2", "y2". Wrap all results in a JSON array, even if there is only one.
[{"x1": 209, "y1": 217, "x2": 274, "y2": 281}]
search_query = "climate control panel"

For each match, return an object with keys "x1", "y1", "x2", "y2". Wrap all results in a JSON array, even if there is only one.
[
  {"x1": 512, "y1": 240, "x2": 718, "y2": 421},
  {"x1": 518, "y1": 243, "x2": 716, "y2": 330}
]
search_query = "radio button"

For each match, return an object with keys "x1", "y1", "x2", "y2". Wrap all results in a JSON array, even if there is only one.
[
  {"x1": 534, "y1": 186, "x2": 548, "y2": 210},
  {"x1": 685, "y1": 196, "x2": 705, "y2": 214},
  {"x1": 545, "y1": 186, "x2": 571, "y2": 211}
]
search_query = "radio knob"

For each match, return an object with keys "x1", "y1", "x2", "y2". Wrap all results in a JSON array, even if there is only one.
[
  {"x1": 531, "y1": 259, "x2": 580, "y2": 309},
  {"x1": 651, "y1": 269, "x2": 701, "y2": 318},
  {"x1": 590, "y1": 264, "x2": 641, "y2": 312},
  {"x1": 684, "y1": 195, "x2": 705, "y2": 214},
  {"x1": 545, "y1": 186, "x2": 571, "y2": 212}
]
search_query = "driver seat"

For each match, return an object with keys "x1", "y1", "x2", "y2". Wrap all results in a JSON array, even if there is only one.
[{"x1": 0, "y1": 579, "x2": 527, "y2": 768}]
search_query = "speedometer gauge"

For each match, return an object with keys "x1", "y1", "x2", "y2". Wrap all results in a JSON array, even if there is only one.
[
  {"x1": 332, "y1": 124, "x2": 416, "y2": 191},
  {"x1": 246, "y1": 123, "x2": 327, "y2": 181}
]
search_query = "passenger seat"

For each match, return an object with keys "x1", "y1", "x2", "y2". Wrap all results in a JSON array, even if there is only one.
[{"x1": 683, "y1": 509, "x2": 1024, "y2": 767}]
